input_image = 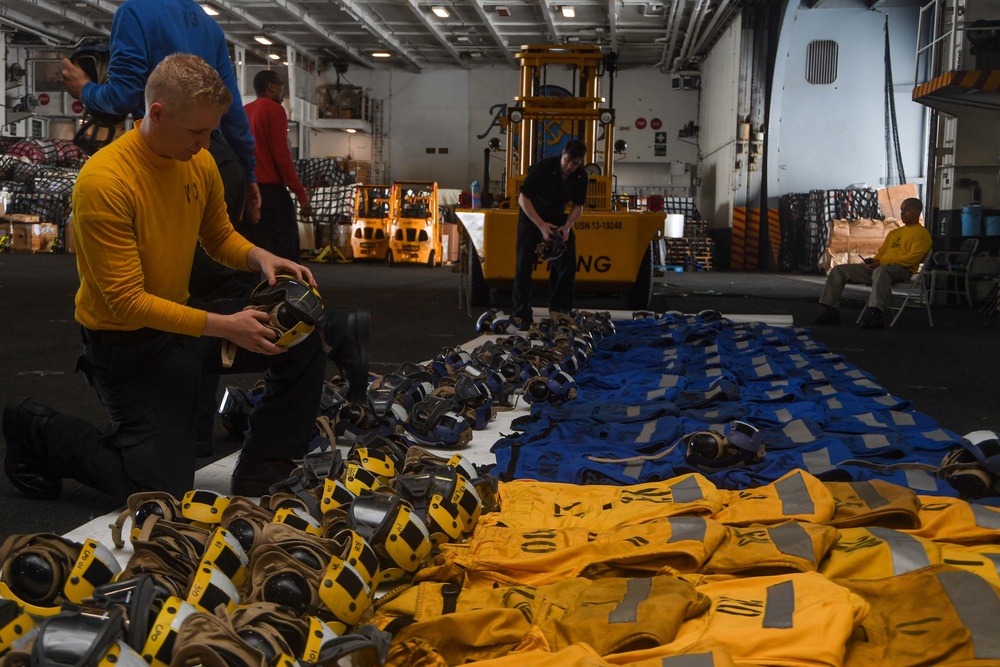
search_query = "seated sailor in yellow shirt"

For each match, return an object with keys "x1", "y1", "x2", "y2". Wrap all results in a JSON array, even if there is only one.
[{"x1": 813, "y1": 197, "x2": 932, "y2": 329}]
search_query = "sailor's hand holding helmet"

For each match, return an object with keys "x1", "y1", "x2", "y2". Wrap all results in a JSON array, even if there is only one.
[{"x1": 204, "y1": 248, "x2": 323, "y2": 356}]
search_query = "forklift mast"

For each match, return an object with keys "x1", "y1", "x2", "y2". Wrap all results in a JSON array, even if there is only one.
[{"x1": 504, "y1": 45, "x2": 617, "y2": 211}]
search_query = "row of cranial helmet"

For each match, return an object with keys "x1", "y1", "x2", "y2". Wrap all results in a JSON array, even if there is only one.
[
  {"x1": 329, "y1": 308, "x2": 617, "y2": 448},
  {"x1": 0, "y1": 444, "x2": 496, "y2": 667},
  {"x1": 218, "y1": 309, "x2": 615, "y2": 452}
]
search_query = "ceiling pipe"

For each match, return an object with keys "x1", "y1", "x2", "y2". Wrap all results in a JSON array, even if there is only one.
[
  {"x1": 0, "y1": 0, "x2": 108, "y2": 43},
  {"x1": 690, "y1": 0, "x2": 735, "y2": 57},
  {"x1": 607, "y1": 0, "x2": 620, "y2": 53},
  {"x1": 655, "y1": 0, "x2": 683, "y2": 72},
  {"x1": 676, "y1": 0, "x2": 708, "y2": 68}
]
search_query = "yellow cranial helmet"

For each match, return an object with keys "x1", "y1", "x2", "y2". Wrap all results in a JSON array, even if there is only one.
[{"x1": 250, "y1": 276, "x2": 326, "y2": 349}]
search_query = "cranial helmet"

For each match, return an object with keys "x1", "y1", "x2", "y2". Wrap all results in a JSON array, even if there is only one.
[
  {"x1": 939, "y1": 430, "x2": 1000, "y2": 499},
  {"x1": 683, "y1": 420, "x2": 766, "y2": 471},
  {"x1": 536, "y1": 235, "x2": 567, "y2": 262},
  {"x1": 251, "y1": 276, "x2": 326, "y2": 348},
  {"x1": 70, "y1": 43, "x2": 128, "y2": 155}
]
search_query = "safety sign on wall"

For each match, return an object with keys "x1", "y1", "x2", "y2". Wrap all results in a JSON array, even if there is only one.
[{"x1": 654, "y1": 131, "x2": 667, "y2": 156}]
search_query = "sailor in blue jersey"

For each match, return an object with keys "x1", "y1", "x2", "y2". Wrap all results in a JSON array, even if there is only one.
[{"x1": 61, "y1": 0, "x2": 254, "y2": 183}]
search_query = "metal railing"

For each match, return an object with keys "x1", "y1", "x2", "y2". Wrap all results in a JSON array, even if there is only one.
[{"x1": 915, "y1": 0, "x2": 963, "y2": 86}]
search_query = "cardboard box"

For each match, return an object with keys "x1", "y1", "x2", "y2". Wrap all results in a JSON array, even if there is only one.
[
  {"x1": 4, "y1": 213, "x2": 41, "y2": 224},
  {"x1": 10, "y1": 222, "x2": 58, "y2": 252},
  {"x1": 441, "y1": 223, "x2": 460, "y2": 264},
  {"x1": 821, "y1": 218, "x2": 902, "y2": 271},
  {"x1": 877, "y1": 184, "x2": 919, "y2": 221},
  {"x1": 64, "y1": 218, "x2": 76, "y2": 254}
]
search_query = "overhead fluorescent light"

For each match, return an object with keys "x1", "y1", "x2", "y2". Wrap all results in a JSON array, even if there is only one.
[
  {"x1": 268, "y1": 53, "x2": 281, "y2": 60},
  {"x1": 254, "y1": 35, "x2": 272, "y2": 45},
  {"x1": 431, "y1": 6, "x2": 450, "y2": 18},
  {"x1": 371, "y1": 51, "x2": 392, "y2": 58},
  {"x1": 561, "y1": 6, "x2": 575, "y2": 18},
  {"x1": 495, "y1": 6, "x2": 510, "y2": 17},
  {"x1": 200, "y1": 4, "x2": 219, "y2": 15}
]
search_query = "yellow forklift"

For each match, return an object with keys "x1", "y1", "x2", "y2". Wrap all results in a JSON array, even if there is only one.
[
  {"x1": 388, "y1": 181, "x2": 444, "y2": 267},
  {"x1": 350, "y1": 185, "x2": 392, "y2": 262},
  {"x1": 456, "y1": 45, "x2": 665, "y2": 309}
]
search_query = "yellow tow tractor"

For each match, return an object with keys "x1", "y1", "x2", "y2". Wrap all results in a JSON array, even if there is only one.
[
  {"x1": 456, "y1": 45, "x2": 665, "y2": 309},
  {"x1": 350, "y1": 184, "x2": 392, "y2": 262},
  {"x1": 388, "y1": 181, "x2": 444, "y2": 267}
]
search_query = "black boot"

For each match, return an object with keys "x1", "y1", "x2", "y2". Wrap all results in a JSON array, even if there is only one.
[
  {"x1": 230, "y1": 455, "x2": 296, "y2": 497},
  {"x1": 858, "y1": 307, "x2": 885, "y2": 329},
  {"x1": 811, "y1": 305, "x2": 841, "y2": 325},
  {"x1": 3, "y1": 398, "x2": 63, "y2": 499},
  {"x1": 324, "y1": 307, "x2": 371, "y2": 403}
]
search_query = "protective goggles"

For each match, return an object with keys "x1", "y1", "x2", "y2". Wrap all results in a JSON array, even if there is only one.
[
  {"x1": 88, "y1": 574, "x2": 167, "y2": 651},
  {"x1": 0, "y1": 599, "x2": 36, "y2": 655},
  {"x1": 321, "y1": 479, "x2": 358, "y2": 513},
  {"x1": 397, "y1": 467, "x2": 484, "y2": 539},
  {"x1": 425, "y1": 476, "x2": 481, "y2": 545},
  {"x1": 64, "y1": 539, "x2": 123, "y2": 606},
  {"x1": 329, "y1": 530, "x2": 381, "y2": 589},
  {"x1": 221, "y1": 497, "x2": 277, "y2": 554},
  {"x1": 251, "y1": 275, "x2": 325, "y2": 333},
  {"x1": 522, "y1": 371, "x2": 578, "y2": 406},
  {"x1": 184, "y1": 565, "x2": 241, "y2": 614},
  {"x1": 222, "y1": 276, "x2": 324, "y2": 367},
  {"x1": 0, "y1": 537, "x2": 121, "y2": 617},
  {"x1": 198, "y1": 528, "x2": 250, "y2": 588},
  {"x1": 346, "y1": 493, "x2": 432, "y2": 583},
  {"x1": 938, "y1": 430, "x2": 1000, "y2": 499},
  {"x1": 683, "y1": 420, "x2": 765, "y2": 470},
  {"x1": 139, "y1": 597, "x2": 199, "y2": 667},
  {"x1": 180, "y1": 489, "x2": 230, "y2": 526},
  {"x1": 346, "y1": 447, "x2": 399, "y2": 485},
  {"x1": 475, "y1": 310, "x2": 521, "y2": 335},
  {"x1": 272, "y1": 507, "x2": 325, "y2": 538},
  {"x1": 536, "y1": 235, "x2": 567, "y2": 261},
  {"x1": 406, "y1": 396, "x2": 474, "y2": 449},
  {"x1": 111, "y1": 492, "x2": 185, "y2": 548},
  {"x1": 341, "y1": 462, "x2": 386, "y2": 497},
  {"x1": 317, "y1": 559, "x2": 374, "y2": 633},
  {"x1": 364, "y1": 386, "x2": 408, "y2": 423},
  {"x1": 31, "y1": 605, "x2": 145, "y2": 667}
]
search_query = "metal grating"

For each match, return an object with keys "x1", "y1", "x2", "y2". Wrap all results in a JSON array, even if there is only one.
[{"x1": 806, "y1": 40, "x2": 839, "y2": 85}]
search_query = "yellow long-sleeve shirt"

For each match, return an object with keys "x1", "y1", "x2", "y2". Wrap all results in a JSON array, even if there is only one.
[
  {"x1": 72, "y1": 127, "x2": 254, "y2": 336},
  {"x1": 873, "y1": 223, "x2": 932, "y2": 274}
]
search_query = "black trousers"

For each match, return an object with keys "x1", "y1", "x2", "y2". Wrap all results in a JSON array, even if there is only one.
[
  {"x1": 512, "y1": 217, "x2": 576, "y2": 324},
  {"x1": 238, "y1": 184, "x2": 300, "y2": 263},
  {"x1": 50, "y1": 307, "x2": 326, "y2": 502},
  {"x1": 191, "y1": 134, "x2": 259, "y2": 447}
]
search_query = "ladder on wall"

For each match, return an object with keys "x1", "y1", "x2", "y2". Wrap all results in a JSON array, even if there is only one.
[{"x1": 371, "y1": 99, "x2": 386, "y2": 184}]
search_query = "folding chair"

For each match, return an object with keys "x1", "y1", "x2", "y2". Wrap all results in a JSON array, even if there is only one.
[
  {"x1": 929, "y1": 238, "x2": 980, "y2": 306},
  {"x1": 887, "y1": 248, "x2": 935, "y2": 328}
]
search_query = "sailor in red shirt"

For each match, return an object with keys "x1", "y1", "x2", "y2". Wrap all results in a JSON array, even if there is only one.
[{"x1": 243, "y1": 70, "x2": 312, "y2": 262}]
